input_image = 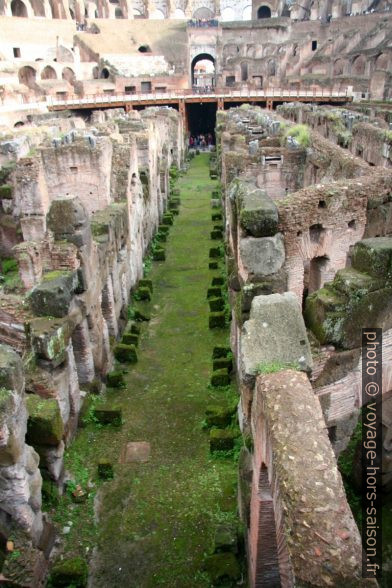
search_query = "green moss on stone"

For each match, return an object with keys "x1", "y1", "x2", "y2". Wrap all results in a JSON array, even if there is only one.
[
  {"x1": 98, "y1": 459, "x2": 114, "y2": 480},
  {"x1": 207, "y1": 287, "x2": 222, "y2": 299},
  {"x1": 122, "y1": 332, "x2": 139, "y2": 347},
  {"x1": 213, "y1": 357, "x2": 232, "y2": 372},
  {"x1": 209, "y1": 297, "x2": 225, "y2": 312},
  {"x1": 211, "y1": 369, "x2": 230, "y2": 387},
  {"x1": 205, "y1": 405, "x2": 236, "y2": 428},
  {"x1": 106, "y1": 371, "x2": 125, "y2": 388},
  {"x1": 114, "y1": 343, "x2": 138, "y2": 363},
  {"x1": 93, "y1": 406, "x2": 122, "y2": 426},
  {"x1": 0, "y1": 184, "x2": 12, "y2": 199},
  {"x1": 26, "y1": 396, "x2": 64, "y2": 446},
  {"x1": 153, "y1": 247, "x2": 166, "y2": 261},
  {"x1": 209, "y1": 312, "x2": 226, "y2": 329},
  {"x1": 209, "y1": 429, "x2": 238, "y2": 452},
  {"x1": 50, "y1": 557, "x2": 88, "y2": 587},
  {"x1": 212, "y1": 345, "x2": 231, "y2": 359}
]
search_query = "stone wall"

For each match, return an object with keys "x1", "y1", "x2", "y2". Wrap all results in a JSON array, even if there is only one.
[
  {"x1": 0, "y1": 106, "x2": 184, "y2": 556},
  {"x1": 218, "y1": 105, "x2": 392, "y2": 586}
]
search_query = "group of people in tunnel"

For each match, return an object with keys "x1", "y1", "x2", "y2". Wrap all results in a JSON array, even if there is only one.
[{"x1": 189, "y1": 133, "x2": 214, "y2": 149}]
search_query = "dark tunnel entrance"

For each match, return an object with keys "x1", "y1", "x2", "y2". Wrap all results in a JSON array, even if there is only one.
[{"x1": 186, "y1": 102, "x2": 217, "y2": 145}]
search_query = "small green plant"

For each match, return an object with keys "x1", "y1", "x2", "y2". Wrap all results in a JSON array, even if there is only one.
[
  {"x1": 284, "y1": 124, "x2": 311, "y2": 148},
  {"x1": 254, "y1": 361, "x2": 300, "y2": 375}
]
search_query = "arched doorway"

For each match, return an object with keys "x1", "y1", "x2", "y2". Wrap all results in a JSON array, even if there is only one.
[
  {"x1": 11, "y1": 0, "x2": 27, "y2": 16},
  {"x1": 257, "y1": 5, "x2": 271, "y2": 18},
  {"x1": 41, "y1": 66, "x2": 57, "y2": 80},
  {"x1": 18, "y1": 66, "x2": 37, "y2": 87},
  {"x1": 191, "y1": 53, "x2": 215, "y2": 88},
  {"x1": 62, "y1": 67, "x2": 75, "y2": 83},
  {"x1": 192, "y1": 7, "x2": 214, "y2": 19}
]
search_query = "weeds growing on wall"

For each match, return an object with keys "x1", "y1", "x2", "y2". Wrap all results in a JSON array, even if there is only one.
[{"x1": 283, "y1": 124, "x2": 311, "y2": 148}]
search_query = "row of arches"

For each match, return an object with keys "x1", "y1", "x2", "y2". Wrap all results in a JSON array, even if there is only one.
[{"x1": 18, "y1": 65, "x2": 76, "y2": 86}]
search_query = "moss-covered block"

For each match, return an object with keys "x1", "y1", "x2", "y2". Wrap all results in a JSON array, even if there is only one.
[
  {"x1": 211, "y1": 212, "x2": 222, "y2": 222},
  {"x1": 211, "y1": 369, "x2": 230, "y2": 387},
  {"x1": 29, "y1": 271, "x2": 79, "y2": 318},
  {"x1": 93, "y1": 406, "x2": 122, "y2": 426},
  {"x1": 162, "y1": 213, "x2": 174, "y2": 226},
  {"x1": 26, "y1": 396, "x2": 64, "y2": 446},
  {"x1": 213, "y1": 357, "x2": 232, "y2": 372},
  {"x1": 0, "y1": 184, "x2": 13, "y2": 199},
  {"x1": 212, "y1": 345, "x2": 231, "y2": 359},
  {"x1": 134, "y1": 309, "x2": 150, "y2": 322},
  {"x1": 153, "y1": 247, "x2": 166, "y2": 261},
  {"x1": 126, "y1": 322, "x2": 141, "y2": 335},
  {"x1": 351, "y1": 237, "x2": 392, "y2": 278},
  {"x1": 210, "y1": 229, "x2": 223, "y2": 240},
  {"x1": 304, "y1": 286, "x2": 345, "y2": 344},
  {"x1": 155, "y1": 231, "x2": 167, "y2": 242},
  {"x1": 42, "y1": 479, "x2": 60, "y2": 505},
  {"x1": 209, "y1": 297, "x2": 225, "y2": 312},
  {"x1": 212, "y1": 276, "x2": 225, "y2": 286},
  {"x1": 214, "y1": 522, "x2": 238, "y2": 554},
  {"x1": 207, "y1": 286, "x2": 222, "y2": 298},
  {"x1": 205, "y1": 405, "x2": 235, "y2": 428},
  {"x1": 114, "y1": 343, "x2": 138, "y2": 363},
  {"x1": 209, "y1": 312, "x2": 226, "y2": 329},
  {"x1": 97, "y1": 459, "x2": 114, "y2": 480},
  {"x1": 171, "y1": 188, "x2": 180, "y2": 197},
  {"x1": 122, "y1": 332, "x2": 139, "y2": 346},
  {"x1": 158, "y1": 224, "x2": 170, "y2": 234},
  {"x1": 209, "y1": 429, "x2": 238, "y2": 452},
  {"x1": 212, "y1": 190, "x2": 221, "y2": 198},
  {"x1": 106, "y1": 371, "x2": 125, "y2": 388},
  {"x1": 135, "y1": 286, "x2": 151, "y2": 301},
  {"x1": 50, "y1": 557, "x2": 88, "y2": 587},
  {"x1": 209, "y1": 247, "x2": 222, "y2": 259},
  {"x1": 209, "y1": 261, "x2": 218, "y2": 270}
]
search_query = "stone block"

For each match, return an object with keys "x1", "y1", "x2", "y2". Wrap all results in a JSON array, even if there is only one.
[
  {"x1": 156, "y1": 231, "x2": 167, "y2": 242},
  {"x1": 209, "y1": 262, "x2": 218, "y2": 270},
  {"x1": 97, "y1": 459, "x2": 114, "y2": 480},
  {"x1": 134, "y1": 309, "x2": 150, "y2": 322},
  {"x1": 205, "y1": 405, "x2": 235, "y2": 428},
  {"x1": 209, "y1": 247, "x2": 222, "y2": 259},
  {"x1": 50, "y1": 557, "x2": 88, "y2": 587},
  {"x1": 212, "y1": 345, "x2": 231, "y2": 359},
  {"x1": 106, "y1": 371, "x2": 125, "y2": 388},
  {"x1": 207, "y1": 286, "x2": 222, "y2": 298},
  {"x1": 351, "y1": 237, "x2": 392, "y2": 278},
  {"x1": 213, "y1": 357, "x2": 232, "y2": 372},
  {"x1": 239, "y1": 234, "x2": 285, "y2": 280},
  {"x1": 209, "y1": 312, "x2": 226, "y2": 329},
  {"x1": 126, "y1": 322, "x2": 141, "y2": 335},
  {"x1": 93, "y1": 406, "x2": 122, "y2": 426},
  {"x1": 212, "y1": 212, "x2": 222, "y2": 222},
  {"x1": 27, "y1": 317, "x2": 71, "y2": 363},
  {"x1": 135, "y1": 287, "x2": 151, "y2": 301},
  {"x1": 209, "y1": 297, "x2": 225, "y2": 312},
  {"x1": 153, "y1": 247, "x2": 166, "y2": 261},
  {"x1": 237, "y1": 185, "x2": 278, "y2": 237},
  {"x1": 0, "y1": 184, "x2": 12, "y2": 199},
  {"x1": 139, "y1": 279, "x2": 153, "y2": 294},
  {"x1": 241, "y1": 293, "x2": 313, "y2": 380},
  {"x1": 214, "y1": 522, "x2": 238, "y2": 553},
  {"x1": 29, "y1": 272, "x2": 79, "y2": 318},
  {"x1": 114, "y1": 343, "x2": 138, "y2": 363},
  {"x1": 204, "y1": 553, "x2": 240, "y2": 584},
  {"x1": 211, "y1": 369, "x2": 230, "y2": 387},
  {"x1": 161, "y1": 213, "x2": 173, "y2": 226},
  {"x1": 158, "y1": 224, "x2": 170, "y2": 234},
  {"x1": 122, "y1": 333, "x2": 139, "y2": 347},
  {"x1": 209, "y1": 429, "x2": 238, "y2": 452},
  {"x1": 211, "y1": 230, "x2": 223, "y2": 240},
  {"x1": 26, "y1": 396, "x2": 64, "y2": 446},
  {"x1": 212, "y1": 276, "x2": 225, "y2": 286}
]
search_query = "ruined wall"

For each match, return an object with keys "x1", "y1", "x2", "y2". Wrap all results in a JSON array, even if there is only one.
[
  {"x1": 218, "y1": 105, "x2": 392, "y2": 586},
  {"x1": 0, "y1": 106, "x2": 184, "y2": 555}
]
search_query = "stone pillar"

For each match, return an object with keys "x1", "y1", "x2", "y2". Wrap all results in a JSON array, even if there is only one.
[
  {"x1": 101, "y1": 276, "x2": 118, "y2": 338},
  {"x1": 0, "y1": 345, "x2": 43, "y2": 545},
  {"x1": 71, "y1": 319, "x2": 95, "y2": 385}
]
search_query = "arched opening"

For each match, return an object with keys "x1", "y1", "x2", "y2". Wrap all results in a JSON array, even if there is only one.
[
  {"x1": 375, "y1": 53, "x2": 388, "y2": 71},
  {"x1": 138, "y1": 45, "x2": 151, "y2": 53},
  {"x1": 303, "y1": 255, "x2": 330, "y2": 307},
  {"x1": 192, "y1": 7, "x2": 214, "y2": 19},
  {"x1": 173, "y1": 8, "x2": 185, "y2": 18},
  {"x1": 41, "y1": 66, "x2": 57, "y2": 80},
  {"x1": 257, "y1": 5, "x2": 271, "y2": 18},
  {"x1": 11, "y1": 0, "x2": 27, "y2": 17},
  {"x1": 221, "y1": 7, "x2": 235, "y2": 21},
  {"x1": 48, "y1": 0, "x2": 61, "y2": 18},
  {"x1": 18, "y1": 66, "x2": 37, "y2": 87},
  {"x1": 191, "y1": 53, "x2": 215, "y2": 88},
  {"x1": 268, "y1": 59, "x2": 276, "y2": 76},
  {"x1": 150, "y1": 9, "x2": 165, "y2": 19},
  {"x1": 243, "y1": 5, "x2": 252, "y2": 19},
  {"x1": 241, "y1": 62, "x2": 248, "y2": 81},
  {"x1": 100, "y1": 67, "x2": 110, "y2": 79},
  {"x1": 333, "y1": 59, "x2": 345, "y2": 76},
  {"x1": 352, "y1": 55, "x2": 366, "y2": 76},
  {"x1": 62, "y1": 67, "x2": 75, "y2": 83},
  {"x1": 69, "y1": 7, "x2": 74, "y2": 18},
  {"x1": 31, "y1": 0, "x2": 45, "y2": 16},
  {"x1": 133, "y1": 8, "x2": 143, "y2": 18}
]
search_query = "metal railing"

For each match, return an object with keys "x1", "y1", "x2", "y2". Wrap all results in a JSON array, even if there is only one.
[{"x1": 0, "y1": 88, "x2": 352, "y2": 113}]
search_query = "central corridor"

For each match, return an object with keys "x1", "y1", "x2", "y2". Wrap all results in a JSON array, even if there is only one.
[{"x1": 60, "y1": 154, "x2": 238, "y2": 587}]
